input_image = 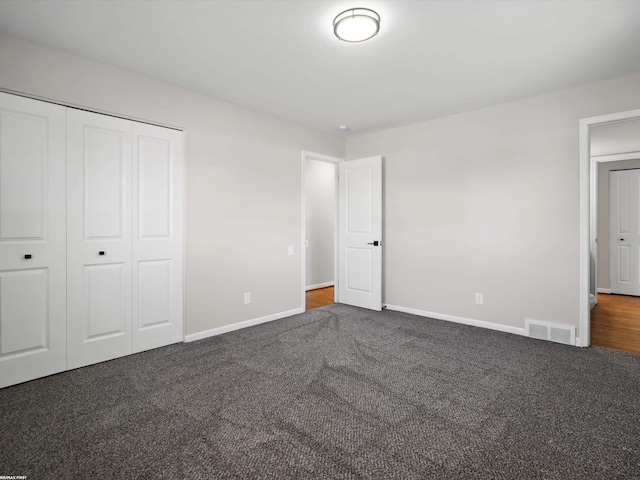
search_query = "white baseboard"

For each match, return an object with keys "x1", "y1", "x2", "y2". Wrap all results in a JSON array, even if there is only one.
[
  {"x1": 384, "y1": 304, "x2": 526, "y2": 337},
  {"x1": 597, "y1": 288, "x2": 612, "y2": 294},
  {"x1": 184, "y1": 307, "x2": 304, "y2": 343},
  {"x1": 305, "y1": 282, "x2": 335, "y2": 291}
]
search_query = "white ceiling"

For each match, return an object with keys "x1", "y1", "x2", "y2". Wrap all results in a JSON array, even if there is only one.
[{"x1": 1, "y1": 0, "x2": 640, "y2": 135}]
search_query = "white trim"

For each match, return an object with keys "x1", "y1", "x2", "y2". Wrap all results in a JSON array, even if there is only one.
[
  {"x1": 591, "y1": 151, "x2": 640, "y2": 163},
  {"x1": 301, "y1": 151, "x2": 343, "y2": 311},
  {"x1": 302, "y1": 150, "x2": 344, "y2": 164},
  {"x1": 384, "y1": 304, "x2": 526, "y2": 337},
  {"x1": 0, "y1": 87, "x2": 184, "y2": 131},
  {"x1": 182, "y1": 130, "x2": 188, "y2": 342},
  {"x1": 305, "y1": 281, "x2": 335, "y2": 291},
  {"x1": 184, "y1": 307, "x2": 304, "y2": 343},
  {"x1": 579, "y1": 108, "x2": 640, "y2": 348},
  {"x1": 597, "y1": 288, "x2": 612, "y2": 294}
]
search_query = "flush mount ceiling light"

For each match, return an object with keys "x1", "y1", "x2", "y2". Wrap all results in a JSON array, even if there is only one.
[{"x1": 333, "y1": 8, "x2": 380, "y2": 43}]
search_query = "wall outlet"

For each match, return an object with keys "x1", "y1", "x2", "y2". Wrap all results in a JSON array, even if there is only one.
[
  {"x1": 244, "y1": 292, "x2": 251, "y2": 304},
  {"x1": 288, "y1": 245, "x2": 294, "y2": 256},
  {"x1": 475, "y1": 293, "x2": 484, "y2": 305}
]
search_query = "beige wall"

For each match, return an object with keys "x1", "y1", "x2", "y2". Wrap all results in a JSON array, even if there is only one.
[
  {"x1": 347, "y1": 73, "x2": 640, "y2": 335},
  {"x1": 591, "y1": 118, "x2": 640, "y2": 156},
  {"x1": 3, "y1": 31, "x2": 640, "y2": 340},
  {"x1": 0, "y1": 32, "x2": 345, "y2": 336}
]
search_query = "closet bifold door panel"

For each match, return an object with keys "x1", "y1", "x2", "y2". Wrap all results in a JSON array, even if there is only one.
[
  {"x1": 132, "y1": 123, "x2": 183, "y2": 353},
  {"x1": 0, "y1": 92, "x2": 67, "y2": 388},
  {"x1": 66, "y1": 110, "x2": 133, "y2": 370},
  {"x1": 0, "y1": 94, "x2": 183, "y2": 387}
]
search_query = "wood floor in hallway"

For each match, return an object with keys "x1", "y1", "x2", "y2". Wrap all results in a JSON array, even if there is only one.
[
  {"x1": 306, "y1": 286, "x2": 334, "y2": 311},
  {"x1": 591, "y1": 293, "x2": 640, "y2": 355}
]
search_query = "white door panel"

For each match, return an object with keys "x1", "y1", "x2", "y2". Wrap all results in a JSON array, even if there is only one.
[
  {"x1": 346, "y1": 247, "x2": 372, "y2": 292},
  {"x1": 610, "y1": 169, "x2": 640, "y2": 296},
  {"x1": 339, "y1": 156, "x2": 382, "y2": 310},
  {"x1": 132, "y1": 123, "x2": 183, "y2": 353},
  {"x1": 84, "y1": 263, "x2": 128, "y2": 339},
  {"x1": 84, "y1": 127, "x2": 127, "y2": 238},
  {"x1": 0, "y1": 92, "x2": 66, "y2": 388},
  {"x1": 138, "y1": 260, "x2": 171, "y2": 328},
  {"x1": 1, "y1": 112, "x2": 47, "y2": 239},
  {"x1": 137, "y1": 135, "x2": 172, "y2": 238},
  {"x1": 0, "y1": 268, "x2": 48, "y2": 355},
  {"x1": 67, "y1": 110, "x2": 132, "y2": 369}
]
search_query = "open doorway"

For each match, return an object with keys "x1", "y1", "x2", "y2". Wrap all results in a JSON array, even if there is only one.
[
  {"x1": 583, "y1": 116, "x2": 640, "y2": 354},
  {"x1": 301, "y1": 151, "x2": 342, "y2": 311}
]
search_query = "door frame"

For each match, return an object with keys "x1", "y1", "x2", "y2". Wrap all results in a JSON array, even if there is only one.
[
  {"x1": 579, "y1": 108, "x2": 640, "y2": 347},
  {"x1": 301, "y1": 151, "x2": 343, "y2": 309}
]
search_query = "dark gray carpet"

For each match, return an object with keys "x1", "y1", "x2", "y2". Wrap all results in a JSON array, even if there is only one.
[{"x1": 1, "y1": 304, "x2": 639, "y2": 479}]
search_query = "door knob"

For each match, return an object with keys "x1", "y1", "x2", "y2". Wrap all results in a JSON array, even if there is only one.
[{"x1": 367, "y1": 241, "x2": 380, "y2": 246}]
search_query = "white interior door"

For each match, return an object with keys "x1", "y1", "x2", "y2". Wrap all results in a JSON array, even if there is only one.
[
  {"x1": 0, "y1": 93, "x2": 67, "y2": 388},
  {"x1": 338, "y1": 156, "x2": 382, "y2": 310},
  {"x1": 132, "y1": 122, "x2": 183, "y2": 352},
  {"x1": 67, "y1": 109, "x2": 133, "y2": 369},
  {"x1": 610, "y1": 169, "x2": 640, "y2": 296}
]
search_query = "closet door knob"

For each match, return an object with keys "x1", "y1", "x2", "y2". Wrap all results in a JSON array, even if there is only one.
[
  {"x1": 99, "y1": 251, "x2": 105, "y2": 256},
  {"x1": 24, "y1": 254, "x2": 32, "y2": 259}
]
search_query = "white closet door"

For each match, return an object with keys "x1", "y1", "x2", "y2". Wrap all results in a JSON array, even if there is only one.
[
  {"x1": 132, "y1": 122, "x2": 183, "y2": 352},
  {"x1": 67, "y1": 110, "x2": 133, "y2": 370},
  {"x1": 0, "y1": 93, "x2": 67, "y2": 388}
]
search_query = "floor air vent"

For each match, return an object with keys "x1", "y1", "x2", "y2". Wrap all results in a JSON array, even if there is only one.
[{"x1": 524, "y1": 319, "x2": 575, "y2": 346}]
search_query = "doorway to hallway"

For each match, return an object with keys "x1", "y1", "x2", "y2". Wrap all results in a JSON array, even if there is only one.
[
  {"x1": 590, "y1": 293, "x2": 640, "y2": 354},
  {"x1": 306, "y1": 286, "x2": 335, "y2": 311}
]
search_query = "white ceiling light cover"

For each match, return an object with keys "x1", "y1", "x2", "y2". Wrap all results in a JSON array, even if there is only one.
[{"x1": 333, "y1": 8, "x2": 380, "y2": 42}]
